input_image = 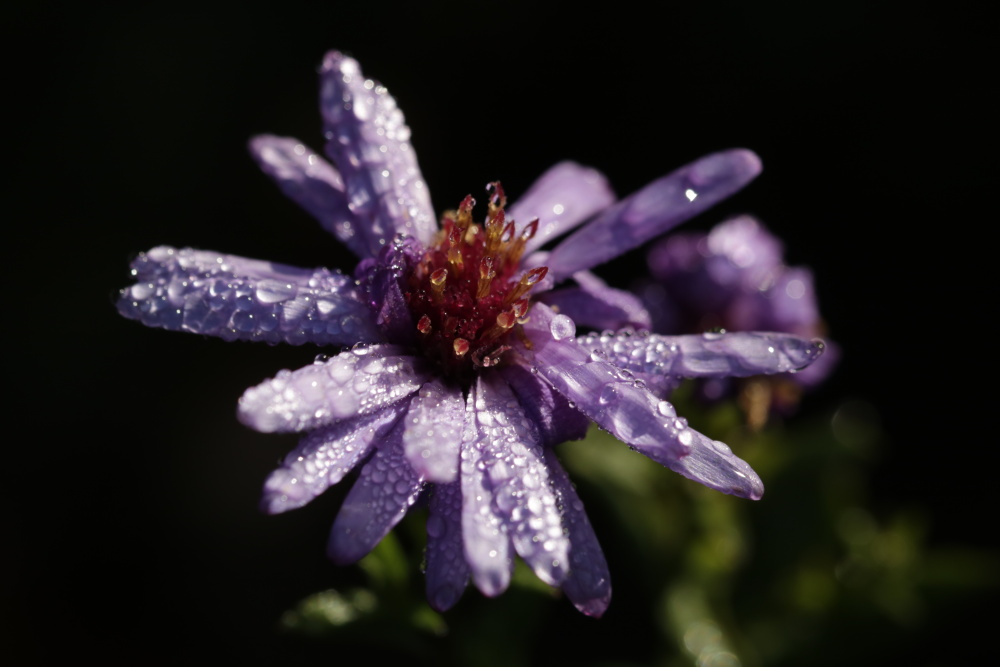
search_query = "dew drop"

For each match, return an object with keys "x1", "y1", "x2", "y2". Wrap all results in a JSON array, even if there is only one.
[
  {"x1": 657, "y1": 400, "x2": 676, "y2": 417},
  {"x1": 549, "y1": 314, "x2": 576, "y2": 341}
]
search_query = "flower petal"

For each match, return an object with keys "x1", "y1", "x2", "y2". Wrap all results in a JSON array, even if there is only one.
[
  {"x1": 543, "y1": 449, "x2": 611, "y2": 617},
  {"x1": 540, "y1": 270, "x2": 652, "y2": 331},
  {"x1": 498, "y1": 362, "x2": 590, "y2": 447},
  {"x1": 328, "y1": 420, "x2": 425, "y2": 564},
  {"x1": 248, "y1": 135, "x2": 372, "y2": 259},
  {"x1": 545, "y1": 149, "x2": 762, "y2": 282},
  {"x1": 475, "y1": 374, "x2": 570, "y2": 587},
  {"x1": 402, "y1": 378, "x2": 464, "y2": 483},
  {"x1": 118, "y1": 246, "x2": 380, "y2": 346},
  {"x1": 506, "y1": 161, "x2": 616, "y2": 255},
  {"x1": 319, "y1": 51, "x2": 436, "y2": 253},
  {"x1": 237, "y1": 345, "x2": 428, "y2": 433},
  {"x1": 425, "y1": 481, "x2": 470, "y2": 611},
  {"x1": 579, "y1": 330, "x2": 826, "y2": 379},
  {"x1": 665, "y1": 431, "x2": 764, "y2": 500},
  {"x1": 459, "y1": 389, "x2": 513, "y2": 597},
  {"x1": 261, "y1": 402, "x2": 410, "y2": 514},
  {"x1": 521, "y1": 304, "x2": 762, "y2": 499}
]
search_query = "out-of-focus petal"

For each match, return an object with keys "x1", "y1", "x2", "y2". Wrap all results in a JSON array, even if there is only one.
[
  {"x1": 581, "y1": 330, "x2": 825, "y2": 379},
  {"x1": 328, "y1": 421, "x2": 425, "y2": 564},
  {"x1": 498, "y1": 362, "x2": 590, "y2": 447},
  {"x1": 459, "y1": 390, "x2": 513, "y2": 597},
  {"x1": 507, "y1": 161, "x2": 616, "y2": 255},
  {"x1": 545, "y1": 149, "x2": 762, "y2": 282},
  {"x1": 248, "y1": 135, "x2": 372, "y2": 259},
  {"x1": 540, "y1": 270, "x2": 652, "y2": 331},
  {"x1": 118, "y1": 246, "x2": 380, "y2": 346},
  {"x1": 262, "y1": 401, "x2": 410, "y2": 514},
  {"x1": 319, "y1": 51, "x2": 436, "y2": 253},
  {"x1": 543, "y1": 449, "x2": 611, "y2": 617},
  {"x1": 521, "y1": 304, "x2": 763, "y2": 499},
  {"x1": 402, "y1": 379, "x2": 464, "y2": 483},
  {"x1": 425, "y1": 481, "x2": 470, "y2": 611},
  {"x1": 476, "y1": 374, "x2": 569, "y2": 587},
  {"x1": 237, "y1": 345, "x2": 428, "y2": 433}
]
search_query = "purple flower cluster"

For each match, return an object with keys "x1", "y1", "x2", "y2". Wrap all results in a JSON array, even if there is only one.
[
  {"x1": 118, "y1": 52, "x2": 824, "y2": 616},
  {"x1": 641, "y1": 216, "x2": 835, "y2": 415}
]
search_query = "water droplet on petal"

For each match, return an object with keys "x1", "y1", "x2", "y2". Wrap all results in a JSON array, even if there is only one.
[{"x1": 549, "y1": 314, "x2": 576, "y2": 341}]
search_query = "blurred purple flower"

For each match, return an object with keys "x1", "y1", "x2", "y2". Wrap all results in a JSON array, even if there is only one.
[
  {"x1": 641, "y1": 216, "x2": 836, "y2": 419},
  {"x1": 118, "y1": 52, "x2": 824, "y2": 616}
]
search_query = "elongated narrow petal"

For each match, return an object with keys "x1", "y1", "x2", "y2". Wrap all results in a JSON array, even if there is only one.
[
  {"x1": 425, "y1": 481, "x2": 470, "y2": 611},
  {"x1": 545, "y1": 150, "x2": 762, "y2": 282},
  {"x1": 476, "y1": 374, "x2": 569, "y2": 587},
  {"x1": 543, "y1": 449, "x2": 611, "y2": 617},
  {"x1": 328, "y1": 420, "x2": 425, "y2": 564},
  {"x1": 540, "y1": 270, "x2": 652, "y2": 331},
  {"x1": 249, "y1": 135, "x2": 371, "y2": 258},
  {"x1": 403, "y1": 378, "x2": 464, "y2": 482},
  {"x1": 498, "y1": 362, "x2": 589, "y2": 447},
  {"x1": 662, "y1": 431, "x2": 764, "y2": 500},
  {"x1": 262, "y1": 402, "x2": 410, "y2": 514},
  {"x1": 237, "y1": 345, "x2": 428, "y2": 433},
  {"x1": 580, "y1": 330, "x2": 825, "y2": 379},
  {"x1": 319, "y1": 51, "x2": 436, "y2": 253},
  {"x1": 118, "y1": 246, "x2": 380, "y2": 346},
  {"x1": 507, "y1": 161, "x2": 616, "y2": 255},
  {"x1": 460, "y1": 390, "x2": 513, "y2": 597},
  {"x1": 521, "y1": 304, "x2": 763, "y2": 499}
]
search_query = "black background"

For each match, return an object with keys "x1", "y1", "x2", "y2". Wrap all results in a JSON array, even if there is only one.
[{"x1": 10, "y1": 2, "x2": 994, "y2": 663}]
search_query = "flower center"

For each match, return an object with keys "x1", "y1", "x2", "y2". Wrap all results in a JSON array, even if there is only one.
[{"x1": 405, "y1": 182, "x2": 547, "y2": 384}]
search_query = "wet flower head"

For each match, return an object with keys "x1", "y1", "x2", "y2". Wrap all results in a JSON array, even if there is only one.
[
  {"x1": 117, "y1": 51, "x2": 825, "y2": 616},
  {"x1": 408, "y1": 184, "x2": 545, "y2": 382}
]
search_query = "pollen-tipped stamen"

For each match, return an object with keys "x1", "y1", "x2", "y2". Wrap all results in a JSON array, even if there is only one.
[
  {"x1": 504, "y1": 266, "x2": 548, "y2": 305},
  {"x1": 477, "y1": 257, "x2": 496, "y2": 299},
  {"x1": 430, "y1": 268, "x2": 448, "y2": 302}
]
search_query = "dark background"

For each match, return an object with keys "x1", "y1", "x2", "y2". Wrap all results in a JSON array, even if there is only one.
[{"x1": 10, "y1": 2, "x2": 993, "y2": 664}]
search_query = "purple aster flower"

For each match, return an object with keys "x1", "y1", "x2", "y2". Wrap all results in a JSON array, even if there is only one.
[
  {"x1": 642, "y1": 216, "x2": 837, "y2": 422},
  {"x1": 117, "y1": 51, "x2": 825, "y2": 616}
]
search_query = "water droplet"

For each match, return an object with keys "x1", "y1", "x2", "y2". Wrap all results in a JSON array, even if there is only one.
[
  {"x1": 549, "y1": 314, "x2": 576, "y2": 341},
  {"x1": 657, "y1": 401, "x2": 676, "y2": 417},
  {"x1": 712, "y1": 440, "x2": 733, "y2": 456}
]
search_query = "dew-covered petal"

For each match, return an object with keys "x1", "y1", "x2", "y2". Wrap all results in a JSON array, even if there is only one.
[
  {"x1": 543, "y1": 449, "x2": 611, "y2": 617},
  {"x1": 583, "y1": 330, "x2": 825, "y2": 379},
  {"x1": 328, "y1": 419, "x2": 425, "y2": 564},
  {"x1": 521, "y1": 304, "x2": 763, "y2": 498},
  {"x1": 575, "y1": 329, "x2": 682, "y2": 398},
  {"x1": 319, "y1": 51, "x2": 435, "y2": 254},
  {"x1": 545, "y1": 150, "x2": 762, "y2": 282},
  {"x1": 118, "y1": 246, "x2": 380, "y2": 346},
  {"x1": 521, "y1": 304, "x2": 686, "y2": 460},
  {"x1": 506, "y1": 161, "x2": 616, "y2": 255},
  {"x1": 474, "y1": 374, "x2": 570, "y2": 587},
  {"x1": 248, "y1": 135, "x2": 373, "y2": 259},
  {"x1": 540, "y1": 270, "x2": 652, "y2": 331},
  {"x1": 425, "y1": 481, "x2": 470, "y2": 611},
  {"x1": 661, "y1": 430, "x2": 764, "y2": 500},
  {"x1": 262, "y1": 401, "x2": 410, "y2": 514},
  {"x1": 402, "y1": 378, "x2": 464, "y2": 483},
  {"x1": 460, "y1": 389, "x2": 513, "y2": 597},
  {"x1": 237, "y1": 345, "x2": 428, "y2": 433},
  {"x1": 498, "y1": 362, "x2": 589, "y2": 447}
]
